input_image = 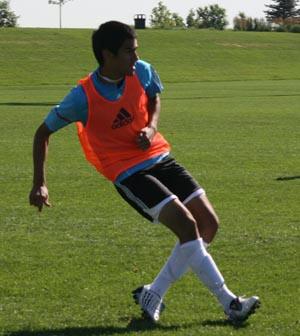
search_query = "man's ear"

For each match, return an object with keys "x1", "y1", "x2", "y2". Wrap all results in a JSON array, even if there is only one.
[{"x1": 102, "y1": 49, "x2": 116, "y2": 63}]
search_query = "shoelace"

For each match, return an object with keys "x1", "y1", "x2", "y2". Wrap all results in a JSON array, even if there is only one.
[{"x1": 141, "y1": 289, "x2": 162, "y2": 312}]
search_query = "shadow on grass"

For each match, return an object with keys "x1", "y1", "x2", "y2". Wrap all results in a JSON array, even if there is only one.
[
  {"x1": 0, "y1": 102, "x2": 56, "y2": 107},
  {"x1": 7, "y1": 318, "x2": 180, "y2": 336},
  {"x1": 276, "y1": 175, "x2": 300, "y2": 181},
  {"x1": 7, "y1": 317, "x2": 249, "y2": 336},
  {"x1": 201, "y1": 319, "x2": 249, "y2": 330}
]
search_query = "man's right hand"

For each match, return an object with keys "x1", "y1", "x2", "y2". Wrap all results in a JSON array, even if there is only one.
[{"x1": 29, "y1": 185, "x2": 51, "y2": 212}]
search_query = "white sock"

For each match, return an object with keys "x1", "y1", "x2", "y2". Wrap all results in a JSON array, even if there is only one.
[
  {"x1": 150, "y1": 242, "x2": 188, "y2": 297},
  {"x1": 180, "y1": 238, "x2": 236, "y2": 310},
  {"x1": 150, "y1": 240, "x2": 210, "y2": 298}
]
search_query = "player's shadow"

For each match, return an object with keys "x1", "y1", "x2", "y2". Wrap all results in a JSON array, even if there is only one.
[
  {"x1": 201, "y1": 319, "x2": 249, "y2": 329},
  {"x1": 0, "y1": 102, "x2": 56, "y2": 106},
  {"x1": 7, "y1": 317, "x2": 247, "y2": 336},
  {"x1": 7, "y1": 318, "x2": 181, "y2": 336},
  {"x1": 276, "y1": 175, "x2": 300, "y2": 181}
]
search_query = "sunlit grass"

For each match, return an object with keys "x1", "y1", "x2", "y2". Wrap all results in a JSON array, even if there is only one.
[{"x1": 0, "y1": 28, "x2": 299, "y2": 336}]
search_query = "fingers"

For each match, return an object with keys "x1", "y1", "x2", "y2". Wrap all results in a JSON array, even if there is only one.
[
  {"x1": 136, "y1": 132, "x2": 151, "y2": 150},
  {"x1": 30, "y1": 196, "x2": 51, "y2": 212},
  {"x1": 38, "y1": 199, "x2": 51, "y2": 211},
  {"x1": 38, "y1": 202, "x2": 43, "y2": 212},
  {"x1": 29, "y1": 197, "x2": 43, "y2": 211},
  {"x1": 29, "y1": 186, "x2": 51, "y2": 212},
  {"x1": 136, "y1": 126, "x2": 156, "y2": 150}
]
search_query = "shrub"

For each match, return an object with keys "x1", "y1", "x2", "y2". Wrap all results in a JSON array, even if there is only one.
[
  {"x1": 233, "y1": 13, "x2": 272, "y2": 31},
  {"x1": 275, "y1": 25, "x2": 288, "y2": 32},
  {"x1": 289, "y1": 24, "x2": 300, "y2": 32}
]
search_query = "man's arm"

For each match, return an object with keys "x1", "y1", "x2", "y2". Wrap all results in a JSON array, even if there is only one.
[
  {"x1": 147, "y1": 94, "x2": 160, "y2": 132},
  {"x1": 136, "y1": 94, "x2": 160, "y2": 150},
  {"x1": 29, "y1": 122, "x2": 53, "y2": 211}
]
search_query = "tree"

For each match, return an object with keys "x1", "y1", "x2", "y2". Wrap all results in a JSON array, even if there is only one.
[
  {"x1": 233, "y1": 12, "x2": 272, "y2": 31},
  {"x1": 265, "y1": 0, "x2": 300, "y2": 21},
  {"x1": 150, "y1": 1, "x2": 185, "y2": 28},
  {"x1": 197, "y1": 4, "x2": 228, "y2": 30},
  {"x1": 171, "y1": 12, "x2": 185, "y2": 28},
  {"x1": 0, "y1": 0, "x2": 18, "y2": 27},
  {"x1": 186, "y1": 9, "x2": 197, "y2": 28},
  {"x1": 233, "y1": 12, "x2": 247, "y2": 30},
  {"x1": 253, "y1": 18, "x2": 272, "y2": 31},
  {"x1": 188, "y1": 4, "x2": 228, "y2": 30},
  {"x1": 150, "y1": 1, "x2": 172, "y2": 28}
]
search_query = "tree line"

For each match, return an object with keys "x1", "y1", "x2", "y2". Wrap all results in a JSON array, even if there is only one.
[
  {"x1": 1, "y1": 0, "x2": 300, "y2": 32},
  {"x1": 149, "y1": 1, "x2": 300, "y2": 32}
]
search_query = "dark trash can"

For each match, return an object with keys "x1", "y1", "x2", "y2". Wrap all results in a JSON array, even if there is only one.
[{"x1": 134, "y1": 14, "x2": 146, "y2": 29}]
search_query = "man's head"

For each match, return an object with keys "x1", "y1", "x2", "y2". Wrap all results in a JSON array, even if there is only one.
[{"x1": 92, "y1": 21, "x2": 139, "y2": 77}]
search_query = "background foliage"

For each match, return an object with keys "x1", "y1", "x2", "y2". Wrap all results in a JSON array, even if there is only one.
[{"x1": 0, "y1": 0, "x2": 18, "y2": 27}]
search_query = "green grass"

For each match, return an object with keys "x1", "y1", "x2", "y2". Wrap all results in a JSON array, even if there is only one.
[{"x1": 0, "y1": 28, "x2": 300, "y2": 336}]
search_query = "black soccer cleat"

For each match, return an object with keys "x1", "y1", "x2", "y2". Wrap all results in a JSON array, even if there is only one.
[{"x1": 225, "y1": 296, "x2": 261, "y2": 324}]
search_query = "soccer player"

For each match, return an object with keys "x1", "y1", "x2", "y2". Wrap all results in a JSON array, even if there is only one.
[{"x1": 29, "y1": 21, "x2": 260, "y2": 324}]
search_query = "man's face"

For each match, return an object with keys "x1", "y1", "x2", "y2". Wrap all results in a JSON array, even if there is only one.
[{"x1": 109, "y1": 38, "x2": 139, "y2": 77}]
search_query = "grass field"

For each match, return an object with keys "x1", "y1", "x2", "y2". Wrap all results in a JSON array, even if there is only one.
[{"x1": 0, "y1": 28, "x2": 300, "y2": 336}]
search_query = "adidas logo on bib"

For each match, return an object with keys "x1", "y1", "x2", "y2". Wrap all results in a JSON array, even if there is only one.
[{"x1": 112, "y1": 108, "x2": 134, "y2": 129}]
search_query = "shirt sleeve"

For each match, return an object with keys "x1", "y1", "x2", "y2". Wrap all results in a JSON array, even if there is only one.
[
  {"x1": 135, "y1": 60, "x2": 164, "y2": 98},
  {"x1": 44, "y1": 85, "x2": 88, "y2": 132}
]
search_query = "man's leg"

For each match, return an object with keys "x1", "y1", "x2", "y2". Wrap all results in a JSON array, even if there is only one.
[
  {"x1": 158, "y1": 198, "x2": 236, "y2": 308},
  {"x1": 185, "y1": 194, "x2": 219, "y2": 244},
  {"x1": 149, "y1": 193, "x2": 219, "y2": 297},
  {"x1": 136, "y1": 198, "x2": 259, "y2": 322},
  {"x1": 135, "y1": 197, "x2": 233, "y2": 318}
]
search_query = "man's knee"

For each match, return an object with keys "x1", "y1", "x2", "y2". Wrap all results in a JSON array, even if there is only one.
[
  {"x1": 159, "y1": 198, "x2": 199, "y2": 243},
  {"x1": 185, "y1": 195, "x2": 220, "y2": 241},
  {"x1": 181, "y1": 213, "x2": 199, "y2": 243}
]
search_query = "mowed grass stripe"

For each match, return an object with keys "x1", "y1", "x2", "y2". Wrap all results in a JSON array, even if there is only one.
[{"x1": 1, "y1": 28, "x2": 300, "y2": 86}]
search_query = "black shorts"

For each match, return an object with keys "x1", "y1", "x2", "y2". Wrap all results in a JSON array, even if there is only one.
[{"x1": 114, "y1": 156, "x2": 205, "y2": 222}]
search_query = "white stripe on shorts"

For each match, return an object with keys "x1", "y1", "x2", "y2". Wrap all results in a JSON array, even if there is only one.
[
  {"x1": 117, "y1": 183, "x2": 148, "y2": 211},
  {"x1": 145, "y1": 194, "x2": 178, "y2": 223},
  {"x1": 183, "y1": 188, "x2": 206, "y2": 205},
  {"x1": 116, "y1": 182, "x2": 177, "y2": 223}
]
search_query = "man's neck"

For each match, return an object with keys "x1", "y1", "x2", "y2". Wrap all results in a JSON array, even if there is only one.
[{"x1": 98, "y1": 68, "x2": 124, "y2": 84}]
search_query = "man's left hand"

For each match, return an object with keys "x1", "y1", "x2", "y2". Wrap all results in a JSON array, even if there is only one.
[{"x1": 136, "y1": 126, "x2": 156, "y2": 150}]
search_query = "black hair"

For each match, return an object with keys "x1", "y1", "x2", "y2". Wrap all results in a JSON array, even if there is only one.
[{"x1": 92, "y1": 21, "x2": 137, "y2": 65}]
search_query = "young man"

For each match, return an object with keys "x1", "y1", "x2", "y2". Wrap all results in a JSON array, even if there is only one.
[{"x1": 29, "y1": 21, "x2": 260, "y2": 324}]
